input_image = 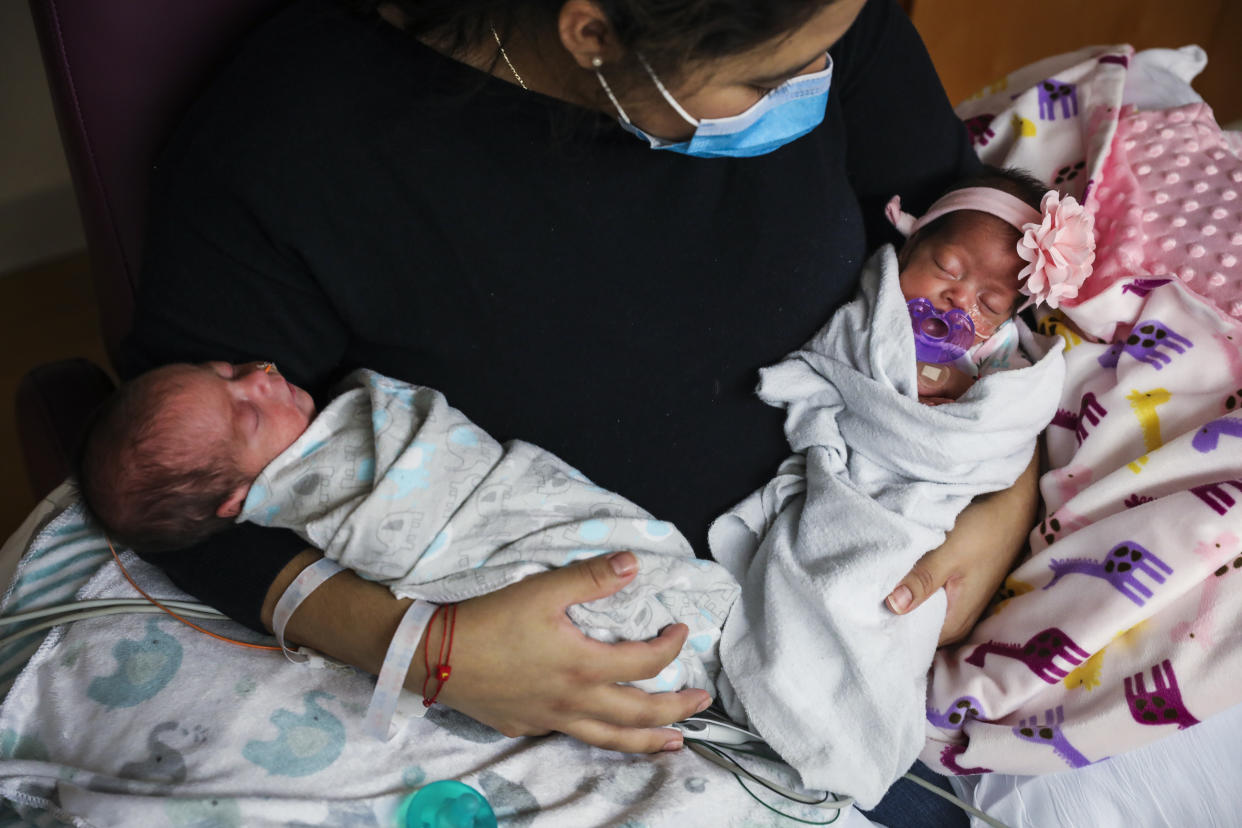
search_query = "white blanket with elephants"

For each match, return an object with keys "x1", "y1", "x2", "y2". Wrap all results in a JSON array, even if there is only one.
[{"x1": 0, "y1": 531, "x2": 867, "y2": 828}]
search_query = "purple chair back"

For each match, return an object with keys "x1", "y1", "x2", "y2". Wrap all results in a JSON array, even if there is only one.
[{"x1": 27, "y1": 0, "x2": 288, "y2": 372}]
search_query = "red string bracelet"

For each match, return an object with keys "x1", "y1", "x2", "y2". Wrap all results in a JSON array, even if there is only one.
[{"x1": 421, "y1": 603, "x2": 457, "y2": 708}]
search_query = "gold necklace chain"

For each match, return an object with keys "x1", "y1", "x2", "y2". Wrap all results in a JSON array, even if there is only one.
[{"x1": 490, "y1": 25, "x2": 528, "y2": 90}]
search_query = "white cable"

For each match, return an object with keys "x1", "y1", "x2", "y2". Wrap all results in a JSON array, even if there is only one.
[
  {"x1": 686, "y1": 741, "x2": 853, "y2": 810},
  {"x1": 0, "y1": 605, "x2": 235, "y2": 650},
  {"x1": 687, "y1": 737, "x2": 1010, "y2": 827},
  {"x1": 0, "y1": 598, "x2": 224, "y2": 627},
  {"x1": 901, "y1": 770, "x2": 1012, "y2": 828}
]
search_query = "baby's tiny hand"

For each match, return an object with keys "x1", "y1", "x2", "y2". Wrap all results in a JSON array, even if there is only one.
[{"x1": 916, "y1": 362, "x2": 976, "y2": 403}]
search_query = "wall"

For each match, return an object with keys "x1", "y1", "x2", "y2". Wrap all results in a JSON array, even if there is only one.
[
  {"x1": 0, "y1": 3, "x2": 84, "y2": 278},
  {"x1": 909, "y1": 0, "x2": 1242, "y2": 124}
]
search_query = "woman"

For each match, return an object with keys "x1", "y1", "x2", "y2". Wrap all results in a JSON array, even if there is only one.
[{"x1": 129, "y1": 0, "x2": 1036, "y2": 818}]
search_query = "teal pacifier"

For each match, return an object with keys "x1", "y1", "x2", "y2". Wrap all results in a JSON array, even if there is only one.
[{"x1": 398, "y1": 780, "x2": 497, "y2": 828}]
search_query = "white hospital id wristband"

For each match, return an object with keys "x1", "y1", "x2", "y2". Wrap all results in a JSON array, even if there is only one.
[
  {"x1": 364, "y1": 598, "x2": 438, "y2": 740},
  {"x1": 270, "y1": 557, "x2": 345, "y2": 661}
]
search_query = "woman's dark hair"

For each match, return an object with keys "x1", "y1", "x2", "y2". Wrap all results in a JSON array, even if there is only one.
[
  {"x1": 941, "y1": 164, "x2": 1047, "y2": 213},
  {"x1": 348, "y1": 0, "x2": 836, "y2": 88},
  {"x1": 76, "y1": 367, "x2": 249, "y2": 554}
]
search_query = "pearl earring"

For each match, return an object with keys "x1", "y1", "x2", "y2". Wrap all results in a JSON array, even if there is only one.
[{"x1": 591, "y1": 56, "x2": 603, "y2": 69}]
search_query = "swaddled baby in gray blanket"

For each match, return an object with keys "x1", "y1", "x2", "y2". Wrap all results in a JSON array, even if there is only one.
[{"x1": 76, "y1": 360, "x2": 738, "y2": 696}]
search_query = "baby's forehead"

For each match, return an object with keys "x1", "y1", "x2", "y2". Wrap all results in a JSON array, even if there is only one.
[
  {"x1": 143, "y1": 363, "x2": 207, "y2": 398},
  {"x1": 143, "y1": 365, "x2": 226, "y2": 422},
  {"x1": 923, "y1": 215, "x2": 1024, "y2": 289},
  {"x1": 929, "y1": 210, "x2": 1019, "y2": 247}
]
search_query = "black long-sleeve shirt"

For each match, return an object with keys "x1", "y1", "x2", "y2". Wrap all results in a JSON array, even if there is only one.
[{"x1": 129, "y1": 0, "x2": 979, "y2": 630}]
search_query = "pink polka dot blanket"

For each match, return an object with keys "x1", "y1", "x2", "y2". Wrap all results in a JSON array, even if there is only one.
[
  {"x1": 925, "y1": 46, "x2": 1242, "y2": 776},
  {"x1": 1090, "y1": 104, "x2": 1242, "y2": 313}
]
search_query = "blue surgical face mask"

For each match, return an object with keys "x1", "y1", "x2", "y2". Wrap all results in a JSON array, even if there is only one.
[{"x1": 596, "y1": 54, "x2": 833, "y2": 159}]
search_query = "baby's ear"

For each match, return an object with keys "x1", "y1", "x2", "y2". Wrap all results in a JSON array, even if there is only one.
[{"x1": 216, "y1": 484, "x2": 251, "y2": 519}]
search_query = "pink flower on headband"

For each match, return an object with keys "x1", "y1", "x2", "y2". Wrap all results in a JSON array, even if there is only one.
[{"x1": 1017, "y1": 191, "x2": 1095, "y2": 309}]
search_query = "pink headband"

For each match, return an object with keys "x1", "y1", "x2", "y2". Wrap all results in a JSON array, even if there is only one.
[
  {"x1": 885, "y1": 187, "x2": 1096, "y2": 309},
  {"x1": 885, "y1": 187, "x2": 1040, "y2": 237}
]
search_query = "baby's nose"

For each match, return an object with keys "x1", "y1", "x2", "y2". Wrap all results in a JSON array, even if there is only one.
[
  {"x1": 239, "y1": 362, "x2": 278, "y2": 390},
  {"x1": 944, "y1": 282, "x2": 974, "y2": 309}
]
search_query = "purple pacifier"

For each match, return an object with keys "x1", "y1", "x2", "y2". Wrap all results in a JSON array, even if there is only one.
[{"x1": 907, "y1": 298, "x2": 975, "y2": 364}]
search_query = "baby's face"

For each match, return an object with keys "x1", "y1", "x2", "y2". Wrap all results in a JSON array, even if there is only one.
[
  {"x1": 898, "y1": 212, "x2": 1024, "y2": 341},
  {"x1": 163, "y1": 362, "x2": 316, "y2": 480}
]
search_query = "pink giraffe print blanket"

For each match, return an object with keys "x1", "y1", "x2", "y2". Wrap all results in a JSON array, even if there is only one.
[{"x1": 924, "y1": 45, "x2": 1242, "y2": 776}]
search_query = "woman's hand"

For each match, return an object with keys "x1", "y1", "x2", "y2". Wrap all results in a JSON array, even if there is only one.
[
  {"x1": 884, "y1": 449, "x2": 1040, "y2": 645},
  {"x1": 439, "y1": 550, "x2": 711, "y2": 752},
  {"x1": 264, "y1": 550, "x2": 710, "y2": 755}
]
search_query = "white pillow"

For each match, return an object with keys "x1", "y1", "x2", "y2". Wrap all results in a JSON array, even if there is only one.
[
  {"x1": 1122, "y1": 46, "x2": 1206, "y2": 111},
  {"x1": 951, "y1": 697, "x2": 1242, "y2": 827}
]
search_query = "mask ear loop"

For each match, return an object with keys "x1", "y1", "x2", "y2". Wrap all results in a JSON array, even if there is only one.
[
  {"x1": 636, "y1": 54, "x2": 700, "y2": 127},
  {"x1": 594, "y1": 59, "x2": 635, "y2": 126}
]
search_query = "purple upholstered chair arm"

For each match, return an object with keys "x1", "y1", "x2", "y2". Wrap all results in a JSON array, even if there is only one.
[
  {"x1": 16, "y1": 359, "x2": 116, "y2": 500},
  {"x1": 18, "y1": 0, "x2": 287, "y2": 499}
]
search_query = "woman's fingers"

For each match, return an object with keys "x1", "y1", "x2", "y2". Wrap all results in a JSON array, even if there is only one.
[
  {"x1": 586, "y1": 621, "x2": 688, "y2": 682},
  {"x1": 559, "y1": 684, "x2": 711, "y2": 754},
  {"x1": 886, "y1": 449, "x2": 1040, "y2": 645},
  {"x1": 885, "y1": 550, "x2": 945, "y2": 615},
  {"x1": 433, "y1": 555, "x2": 712, "y2": 749},
  {"x1": 268, "y1": 549, "x2": 709, "y2": 754},
  {"x1": 543, "y1": 550, "x2": 641, "y2": 606},
  {"x1": 568, "y1": 677, "x2": 709, "y2": 728},
  {"x1": 565, "y1": 717, "x2": 687, "y2": 755}
]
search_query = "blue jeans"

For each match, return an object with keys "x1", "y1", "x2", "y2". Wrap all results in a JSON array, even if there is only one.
[{"x1": 860, "y1": 761, "x2": 969, "y2": 828}]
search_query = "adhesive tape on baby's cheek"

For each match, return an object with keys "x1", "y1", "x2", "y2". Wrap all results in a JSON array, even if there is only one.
[{"x1": 964, "y1": 305, "x2": 997, "y2": 339}]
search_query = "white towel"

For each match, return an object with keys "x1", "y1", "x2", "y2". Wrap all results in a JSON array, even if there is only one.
[{"x1": 711, "y1": 244, "x2": 1065, "y2": 808}]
